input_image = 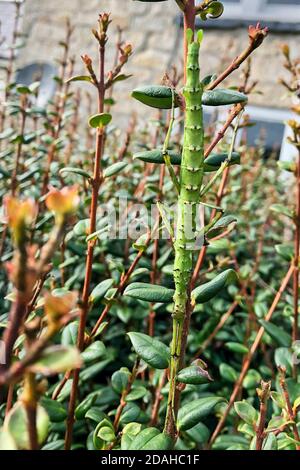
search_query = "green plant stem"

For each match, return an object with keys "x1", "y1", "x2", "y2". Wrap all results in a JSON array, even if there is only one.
[
  {"x1": 164, "y1": 27, "x2": 203, "y2": 439},
  {"x1": 183, "y1": 0, "x2": 196, "y2": 83},
  {"x1": 64, "y1": 39, "x2": 106, "y2": 450}
]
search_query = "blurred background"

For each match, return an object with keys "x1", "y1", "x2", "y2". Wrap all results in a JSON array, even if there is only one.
[{"x1": 0, "y1": 0, "x2": 299, "y2": 161}]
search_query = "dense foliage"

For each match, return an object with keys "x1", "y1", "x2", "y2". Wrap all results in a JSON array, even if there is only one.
[{"x1": 0, "y1": 0, "x2": 300, "y2": 452}]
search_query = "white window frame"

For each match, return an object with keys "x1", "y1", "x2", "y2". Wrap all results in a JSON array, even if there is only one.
[
  {"x1": 196, "y1": 0, "x2": 300, "y2": 23},
  {"x1": 0, "y1": 0, "x2": 24, "y2": 60},
  {"x1": 203, "y1": 104, "x2": 298, "y2": 163}
]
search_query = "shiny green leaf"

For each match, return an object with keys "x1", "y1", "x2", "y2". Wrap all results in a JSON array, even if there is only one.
[
  {"x1": 132, "y1": 86, "x2": 179, "y2": 109},
  {"x1": 192, "y1": 269, "x2": 238, "y2": 304},
  {"x1": 89, "y1": 113, "x2": 112, "y2": 128},
  {"x1": 178, "y1": 397, "x2": 225, "y2": 431},
  {"x1": 127, "y1": 332, "x2": 170, "y2": 369},
  {"x1": 124, "y1": 282, "x2": 174, "y2": 303}
]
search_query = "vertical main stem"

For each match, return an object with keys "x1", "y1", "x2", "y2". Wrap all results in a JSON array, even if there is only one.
[
  {"x1": 64, "y1": 43, "x2": 105, "y2": 451},
  {"x1": 164, "y1": 4, "x2": 203, "y2": 439}
]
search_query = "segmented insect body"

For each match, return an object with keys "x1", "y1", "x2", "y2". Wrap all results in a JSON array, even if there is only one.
[
  {"x1": 173, "y1": 34, "x2": 204, "y2": 321},
  {"x1": 165, "y1": 31, "x2": 204, "y2": 436}
]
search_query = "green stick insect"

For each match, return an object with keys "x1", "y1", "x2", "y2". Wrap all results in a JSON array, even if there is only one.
[
  {"x1": 164, "y1": 29, "x2": 205, "y2": 433},
  {"x1": 129, "y1": 25, "x2": 246, "y2": 445}
]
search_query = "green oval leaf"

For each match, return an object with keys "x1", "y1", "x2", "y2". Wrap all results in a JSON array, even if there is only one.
[
  {"x1": 200, "y1": 1, "x2": 224, "y2": 21},
  {"x1": 259, "y1": 320, "x2": 291, "y2": 347},
  {"x1": 177, "y1": 365, "x2": 213, "y2": 385},
  {"x1": 103, "y1": 162, "x2": 127, "y2": 178},
  {"x1": 75, "y1": 393, "x2": 98, "y2": 420},
  {"x1": 111, "y1": 368, "x2": 131, "y2": 394},
  {"x1": 16, "y1": 84, "x2": 31, "y2": 94},
  {"x1": 206, "y1": 215, "x2": 237, "y2": 239},
  {"x1": 202, "y1": 89, "x2": 248, "y2": 106},
  {"x1": 81, "y1": 341, "x2": 106, "y2": 363},
  {"x1": 225, "y1": 342, "x2": 248, "y2": 354},
  {"x1": 124, "y1": 282, "x2": 174, "y2": 303},
  {"x1": 121, "y1": 422, "x2": 142, "y2": 450},
  {"x1": 220, "y1": 363, "x2": 238, "y2": 383},
  {"x1": 120, "y1": 403, "x2": 141, "y2": 424},
  {"x1": 97, "y1": 426, "x2": 115, "y2": 443},
  {"x1": 89, "y1": 113, "x2": 112, "y2": 128},
  {"x1": 40, "y1": 397, "x2": 67, "y2": 423},
  {"x1": 111, "y1": 74, "x2": 133, "y2": 84},
  {"x1": 59, "y1": 167, "x2": 91, "y2": 179},
  {"x1": 29, "y1": 345, "x2": 82, "y2": 375},
  {"x1": 89, "y1": 278, "x2": 114, "y2": 305},
  {"x1": 204, "y1": 152, "x2": 240, "y2": 171},
  {"x1": 133, "y1": 148, "x2": 181, "y2": 165},
  {"x1": 6, "y1": 402, "x2": 49, "y2": 449},
  {"x1": 234, "y1": 400, "x2": 259, "y2": 425},
  {"x1": 126, "y1": 385, "x2": 148, "y2": 401},
  {"x1": 66, "y1": 75, "x2": 92, "y2": 84},
  {"x1": 192, "y1": 269, "x2": 238, "y2": 304},
  {"x1": 275, "y1": 244, "x2": 294, "y2": 261},
  {"x1": 133, "y1": 149, "x2": 240, "y2": 172},
  {"x1": 177, "y1": 397, "x2": 225, "y2": 431},
  {"x1": 127, "y1": 332, "x2": 170, "y2": 369},
  {"x1": 132, "y1": 86, "x2": 179, "y2": 109},
  {"x1": 128, "y1": 427, "x2": 172, "y2": 450},
  {"x1": 270, "y1": 203, "x2": 294, "y2": 219},
  {"x1": 139, "y1": 432, "x2": 173, "y2": 450},
  {"x1": 128, "y1": 427, "x2": 159, "y2": 449}
]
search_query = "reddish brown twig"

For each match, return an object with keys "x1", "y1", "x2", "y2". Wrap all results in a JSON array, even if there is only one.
[
  {"x1": 150, "y1": 369, "x2": 168, "y2": 426},
  {"x1": 206, "y1": 23, "x2": 268, "y2": 92},
  {"x1": 113, "y1": 359, "x2": 140, "y2": 432},
  {"x1": 255, "y1": 380, "x2": 271, "y2": 451},
  {"x1": 64, "y1": 14, "x2": 108, "y2": 450}
]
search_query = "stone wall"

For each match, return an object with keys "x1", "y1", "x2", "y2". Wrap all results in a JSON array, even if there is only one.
[{"x1": 16, "y1": 0, "x2": 300, "y2": 125}]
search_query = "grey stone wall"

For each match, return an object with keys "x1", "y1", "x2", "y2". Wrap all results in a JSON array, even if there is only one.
[{"x1": 16, "y1": 0, "x2": 299, "y2": 125}]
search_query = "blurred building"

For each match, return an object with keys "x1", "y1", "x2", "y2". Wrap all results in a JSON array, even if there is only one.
[{"x1": 0, "y1": 0, "x2": 299, "y2": 160}]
